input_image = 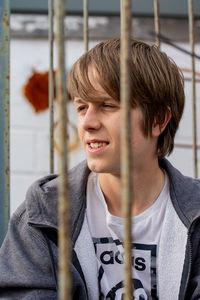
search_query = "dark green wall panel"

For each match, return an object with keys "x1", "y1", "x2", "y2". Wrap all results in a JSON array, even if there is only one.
[{"x1": 10, "y1": 0, "x2": 200, "y2": 17}]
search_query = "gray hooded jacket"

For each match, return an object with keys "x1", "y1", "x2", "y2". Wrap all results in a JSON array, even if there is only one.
[{"x1": 0, "y1": 159, "x2": 200, "y2": 299}]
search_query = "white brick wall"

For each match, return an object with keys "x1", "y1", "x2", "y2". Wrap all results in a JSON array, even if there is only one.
[
  {"x1": 10, "y1": 37, "x2": 200, "y2": 214},
  {"x1": 10, "y1": 39, "x2": 90, "y2": 214}
]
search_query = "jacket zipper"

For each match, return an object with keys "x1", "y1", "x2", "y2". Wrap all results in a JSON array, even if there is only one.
[
  {"x1": 181, "y1": 234, "x2": 192, "y2": 300},
  {"x1": 28, "y1": 222, "x2": 57, "y2": 230},
  {"x1": 29, "y1": 222, "x2": 89, "y2": 298},
  {"x1": 181, "y1": 216, "x2": 200, "y2": 299}
]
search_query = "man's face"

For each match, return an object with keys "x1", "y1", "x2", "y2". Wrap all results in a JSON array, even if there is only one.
[{"x1": 73, "y1": 68, "x2": 158, "y2": 176}]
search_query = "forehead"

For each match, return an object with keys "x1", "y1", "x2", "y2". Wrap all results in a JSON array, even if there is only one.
[
  {"x1": 67, "y1": 52, "x2": 120, "y2": 105},
  {"x1": 85, "y1": 67, "x2": 108, "y2": 97},
  {"x1": 73, "y1": 66, "x2": 117, "y2": 103}
]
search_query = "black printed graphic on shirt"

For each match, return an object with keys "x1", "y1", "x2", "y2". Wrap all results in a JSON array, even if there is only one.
[{"x1": 93, "y1": 237, "x2": 158, "y2": 300}]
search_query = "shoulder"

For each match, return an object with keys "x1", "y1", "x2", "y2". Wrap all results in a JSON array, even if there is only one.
[
  {"x1": 0, "y1": 205, "x2": 57, "y2": 295},
  {"x1": 11, "y1": 160, "x2": 90, "y2": 230},
  {"x1": 26, "y1": 160, "x2": 89, "y2": 198}
]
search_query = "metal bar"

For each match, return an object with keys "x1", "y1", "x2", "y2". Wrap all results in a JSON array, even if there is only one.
[
  {"x1": 55, "y1": 0, "x2": 72, "y2": 299},
  {"x1": 150, "y1": 31, "x2": 200, "y2": 60},
  {"x1": 0, "y1": 0, "x2": 10, "y2": 245},
  {"x1": 120, "y1": 0, "x2": 133, "y2": 299},
  {"x1": 49, "y1": 0, "x2": 54, "y2": 174},
  {"x1": 175, "y1": 143, "x2": 200, "y2": 149},
  {"x1": 188, "y1": 0, "x2": 198, "y2": 178},
  {"x1": 83, "y1": 0, "x2": 89, "y2": 52},
  {"x1": 154, "y1": 0, "x2": 160, "y2": 48}
]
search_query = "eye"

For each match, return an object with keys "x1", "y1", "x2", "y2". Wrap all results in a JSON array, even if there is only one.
[
  {"x1": 76, "y1": 105, "x2": 87, "y2": 113},
  {"x1": 103, "y1": 104, "x2": 113, "y2": 108},
  {"x1": 102, "y1": 103, "x2": 119, "y2": 109}
]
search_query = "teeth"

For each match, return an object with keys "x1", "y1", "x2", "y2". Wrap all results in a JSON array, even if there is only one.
[{"x1": 90, "y1": 142, "x2": 107, "y2": 149}]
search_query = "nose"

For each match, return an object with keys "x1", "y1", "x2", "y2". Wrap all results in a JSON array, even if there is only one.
[{"x1": 81, "y1": 106, "x2": 101, "y2": 131}]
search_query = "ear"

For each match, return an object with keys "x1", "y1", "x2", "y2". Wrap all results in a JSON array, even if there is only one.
[{"x1": 152, "y1": 107, "x2": 171, "y2": 137}]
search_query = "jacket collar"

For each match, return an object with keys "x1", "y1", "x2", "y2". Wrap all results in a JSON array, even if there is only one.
[
  {"x1": 26, "y1": 158, "x2": 200, "y2": 235},
  {"x1": 160, "y1": 158, "x2": 200, "y2": 227},
  {"x1": 26, "y1": 160, "x2": 90, "y2": 245}
]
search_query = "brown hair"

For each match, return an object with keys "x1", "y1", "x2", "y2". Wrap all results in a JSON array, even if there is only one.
[{"x1": 67, "y1": 38, "x2": 185, "y2": 158}]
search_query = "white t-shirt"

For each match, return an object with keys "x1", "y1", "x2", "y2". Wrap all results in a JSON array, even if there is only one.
[{"x1": 86, "y1": 172, "x2": 170, "y2": 300}]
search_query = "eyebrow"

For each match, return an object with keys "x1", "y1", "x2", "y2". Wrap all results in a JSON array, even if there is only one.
[
  {"x1": 74, "y1": 98, "x2": 84, "y2": 104},
  {"x1": 74, "y1": 96, "x2": 116, "y2": 104}
]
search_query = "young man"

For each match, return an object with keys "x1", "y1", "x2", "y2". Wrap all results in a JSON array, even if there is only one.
[{"x1": 0, "y1": 39, "x2": 200, "y2": 300}]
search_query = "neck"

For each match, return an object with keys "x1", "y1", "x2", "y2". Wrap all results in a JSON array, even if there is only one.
[{"x1": 99, "y1": 158, "x2": 165, "y2": 217}]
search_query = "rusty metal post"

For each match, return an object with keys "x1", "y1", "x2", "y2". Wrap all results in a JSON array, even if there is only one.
[
  {"x1": 188, "y1": 0, "x2": 198, "y2": 178},
  {"x1": 83, "y1": 0, "x2": 89, "y2": 52},
  {"x1": 49, "y1": 0, "x2": 55, "y2": 174},
  {"x1": 154, "y1": 0, "x2": 161, "y2": 48},
  {"x1": 0, "y1": 0, "x2": 10, "y2": 245},
  {"x1": 120, "y1": 0, "x2": 133, "y2": 298},
  {"x1": 55, "y1": 0, "x2": 72, "y2": 299}
]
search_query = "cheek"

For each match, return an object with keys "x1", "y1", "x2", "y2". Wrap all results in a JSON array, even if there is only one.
[
  {"x1": 111, "y1": 124, "x2": 121, "y2": 146},
  {"x1": 77, "y1": 121, "x2": 84, "y2": 142}
]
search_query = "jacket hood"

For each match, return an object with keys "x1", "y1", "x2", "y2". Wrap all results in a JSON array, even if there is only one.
[
  {"x1": 25, "y1": 160, "x2": 90, "y2": 244},
  {"x1": 25, "y1": 158, "x2": 200, "y2": 237}
]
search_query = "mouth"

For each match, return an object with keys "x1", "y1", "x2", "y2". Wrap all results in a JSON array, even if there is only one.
[{"x1": 87, "y1": 140, "x2": 109, "y2": 152}]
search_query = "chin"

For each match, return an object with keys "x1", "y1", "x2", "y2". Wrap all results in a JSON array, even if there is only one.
[
  {"x1": 87, "y1": 160, "x2": 120, "y2": 175},
  {"x1": 87, "y1": 161, "x2": 104, "y2": 173}
]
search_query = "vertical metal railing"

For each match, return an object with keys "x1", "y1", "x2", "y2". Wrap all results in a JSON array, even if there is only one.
[
  {"x1": 154, "y1": 0, "x2": 160, "y2": 48},
  {"x1": 49, "y1": 0, "x2": 55, "y2": 174},
  {"x1": 55, "y1": 0, "x2": 72, "y2": 299},
  {"x1": 188, "y1": 0, "x2": 198, "y2": 178},
  {"x1": 83, "y1": 0, "x2": 89, "y2": 52},
  {"x1": 0, "y1": 0, "x2": 10, "y2": 246},
  {"x1": 120, "y1": 0, "x2": 133, "y2": 298},
  {"x1": 49, "y1": 0, "x2": 199, "y2": 298}
]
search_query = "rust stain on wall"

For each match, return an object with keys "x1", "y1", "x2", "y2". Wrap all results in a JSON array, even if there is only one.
[{"x1": 23, "y1": 69, "x2": 56, "y2": 113}]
